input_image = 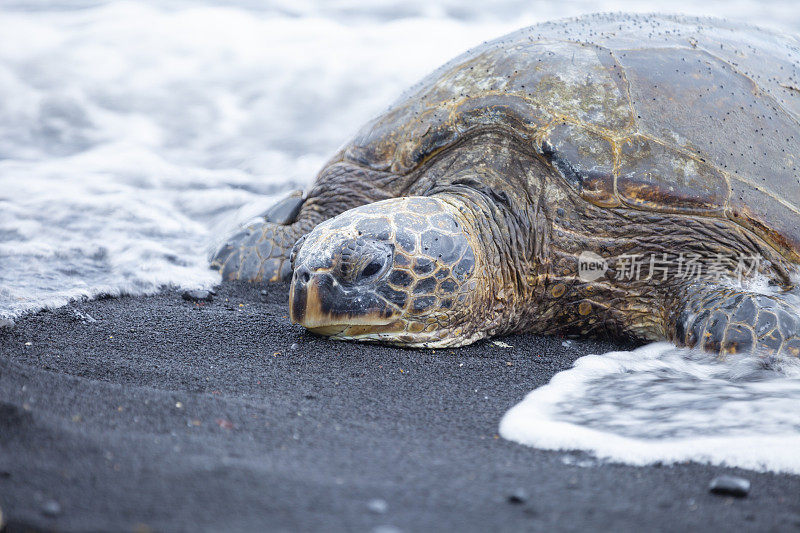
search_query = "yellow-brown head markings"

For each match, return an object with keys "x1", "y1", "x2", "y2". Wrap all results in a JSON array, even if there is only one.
[{"x1": 289, "y1": 197, "x2": 483, "y2": 347}]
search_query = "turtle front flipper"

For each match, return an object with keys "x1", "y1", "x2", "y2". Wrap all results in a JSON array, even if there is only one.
[
  {"x1": 674, "y1": 284, "x2": 800, "y2": 358},
  {"x1": 211, "y1": 191, "x2": 313, "y2": 282},
  {"x1": 211, "y1": 161, "x2": 404, "y2": 282}
]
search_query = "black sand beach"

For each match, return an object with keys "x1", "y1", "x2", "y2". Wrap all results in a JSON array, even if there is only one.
[{"x1": 1, "y1": 281, "x2": 799, "y2": 531}]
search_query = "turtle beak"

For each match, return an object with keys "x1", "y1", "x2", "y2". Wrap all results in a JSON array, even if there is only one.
[
  {"x1": 289, "y1": 268, "x2": 347, "y2": 334},
  {"x1": 289, "y1": 266, "x2": 399, "y2": 336}
]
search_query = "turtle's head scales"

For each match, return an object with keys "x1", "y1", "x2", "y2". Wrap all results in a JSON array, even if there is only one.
[{"x1": 289, "y1": 197, "x2": 485, "y2": 347}]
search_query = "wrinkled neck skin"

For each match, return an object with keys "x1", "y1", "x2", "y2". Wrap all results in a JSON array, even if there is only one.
[
  {"x1": 431, "y1": 190, "x2": 538, "y2": 340},
  {"x1": 406, "y1": 131, "x2": 550, "y2": 340}
]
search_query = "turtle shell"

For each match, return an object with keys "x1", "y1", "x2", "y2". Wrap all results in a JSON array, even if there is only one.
[{"x1": 343, "y1": 13, "x2": 800, "y2": 261}]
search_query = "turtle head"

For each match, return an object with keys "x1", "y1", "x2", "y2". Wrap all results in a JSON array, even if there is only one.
[{"x1": 289, "y1": 197, "x2": 487, "y2": 347}]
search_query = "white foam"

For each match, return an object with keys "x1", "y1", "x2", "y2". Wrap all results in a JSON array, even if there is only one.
[{"x1": 500, "y1": 343, "x2": 800, "y2": 473}]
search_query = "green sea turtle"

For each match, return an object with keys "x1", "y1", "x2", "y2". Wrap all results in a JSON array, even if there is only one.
[{"x1": 212, "y1": 13, "x2": 800, "y2": 354}]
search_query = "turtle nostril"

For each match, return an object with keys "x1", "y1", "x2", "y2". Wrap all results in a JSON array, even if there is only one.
[{"x1": 295, "y1": 266, "x2": 311, "y2": 285}]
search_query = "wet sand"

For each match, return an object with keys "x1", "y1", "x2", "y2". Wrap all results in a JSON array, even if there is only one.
[{"x1": 1, "y1": 281, "x2": 799, "y2": 531}]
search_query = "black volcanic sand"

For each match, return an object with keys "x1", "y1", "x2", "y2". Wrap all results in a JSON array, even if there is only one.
[{"x1": 1, "y1": 282, "x2": 800, "y2": 532}]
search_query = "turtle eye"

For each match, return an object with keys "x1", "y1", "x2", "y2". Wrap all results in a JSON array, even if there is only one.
[
  {"x1": 331, "y1": 239, "x2": 393, "y2": 286},
  {"x1": 360, "y1": 260, "x2": 383, "y2": 280}
]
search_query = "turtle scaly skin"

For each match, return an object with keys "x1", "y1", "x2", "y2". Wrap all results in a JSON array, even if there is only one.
[
  {"x1": 212, "y1": 14, "x2": 800, "y2": 355},
  {"x1": 288, "y1": 196, "x2": 486, "y2": 346},
  {"x1": 675, "y1": 286, "x2": 800, "y2": 357}
]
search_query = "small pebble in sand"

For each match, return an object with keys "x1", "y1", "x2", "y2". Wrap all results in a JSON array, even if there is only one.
[
  {"x1": 70, "y1": 308, "x2": 96, "y2": 323},
  {"x1": 182, "y1": 289, "x2": 214, "y2": 302},
  {"x1": 290, "y1": 343, "x2": 299, "y2": 351},
  {"x1": 0, "y1": 318, "x2": 14, "y2": 329},
  {"x1": 367, "y1": 499, "x2": 388, "y2": 514},
  {"x1": 709, "y1": 475, "x2": 750, "y2": 497},
  {"x1": 216, "y1": 418, "x2": 234, "y2": 430},
  {"x1": 507, "y1": 489, "x2": 528, "y2": 504},
  {"x1": 41, "y1": 500, "x2": 61, "y2": 517}
]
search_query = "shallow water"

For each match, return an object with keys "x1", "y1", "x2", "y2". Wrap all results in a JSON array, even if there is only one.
[
  {"x1": 500, "y1": 343, "x2": 800, "y2": 473},
  {"x1": 2, "y1": 0, "x2": 800, "y2": 473}
]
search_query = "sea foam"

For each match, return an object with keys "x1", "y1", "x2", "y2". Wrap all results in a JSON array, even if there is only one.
[{"x1": 500, "y1": 343, "x2": 800, "y2": 473}]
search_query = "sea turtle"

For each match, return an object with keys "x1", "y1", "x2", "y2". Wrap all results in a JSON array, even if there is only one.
[{"x1": 211, "y1": 13, "x2": 800, "y2": 354}]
